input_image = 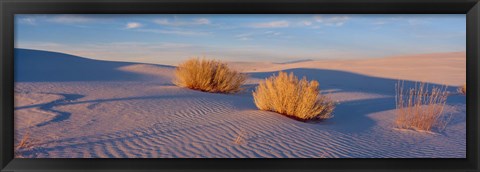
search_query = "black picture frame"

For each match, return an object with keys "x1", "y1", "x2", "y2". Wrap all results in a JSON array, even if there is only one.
[{"x1": 1, "y1": 0, "x2": 479, "y2": 171}]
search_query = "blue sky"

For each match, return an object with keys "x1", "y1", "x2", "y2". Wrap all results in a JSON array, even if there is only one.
[{"x1": 15, "y1": 14, "x2": 465, "y2": 65}]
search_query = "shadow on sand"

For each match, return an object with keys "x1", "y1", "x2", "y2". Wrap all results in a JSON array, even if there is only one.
[
  {"x1": 247, "y1": 68, "x2": 460, "y2": 95},
  {"x1": 15, "y1": 48, "x2": 173, "y2": 82},
  {"x1": 246, "y1": 68, "x2": 465, "y2": 133},
  {"x1": 34, "y1": 93, "x2": 85, "y2": 127}
]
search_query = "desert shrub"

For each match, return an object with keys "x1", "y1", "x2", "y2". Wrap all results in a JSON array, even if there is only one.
[
  {"x1": 395, "y1": 81, "x2": 451, "y2": 132},
  {"x1": 252, "y1": 71, "x2": 335, "y2": 120},
  {"x1": 14, "y1": 124, "x2": 37, "y2": 158},
  {"x1": 174, "y1": 58, "x2": 247, "y2": 93},
  {"x1": 458, "y1": 83, "x2": 466, "y2": 95}
]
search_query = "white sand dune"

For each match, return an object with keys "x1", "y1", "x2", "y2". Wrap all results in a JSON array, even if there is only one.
[{"x1": 14, "y1": 49, "x2": 466, "y2": 158}]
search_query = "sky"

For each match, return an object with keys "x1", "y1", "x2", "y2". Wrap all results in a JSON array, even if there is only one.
[{"x1": 15, "y1": 14, "x2": 466, "y2": 65}]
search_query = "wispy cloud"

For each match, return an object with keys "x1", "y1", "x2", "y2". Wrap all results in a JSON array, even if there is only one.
[
  {"x1": 264, "y1": 31, "x2": 282, "y2": 36},
  {"x1": 302, "y1": 21, "x2": 313, "y2": 26},
  {"x1": 370, "y1": 17, "x2": 431, "y2": 27},
  {"x1": 137, "y1": 29, "x2": 210, "y2": 36},
  {"x1": 371, "y1": 21, "x2": 389, "y2": 25},
  {"x1": 91, "y1": 42, "x2": 195, "y2": 50},
  {"x1": 154, "y1": 18, "x2": 211, "y2": 26},
  {"x1": 407, "y1": 19, "x2": 429, "y2": 26},
  {"x1": 194, "y1": 18, "x2": 210, "y2": 25},
  {"x1": 235, "y1": 31, "x2": 282, "y2": 41},
  {"x1": 235, "y1": 33, "x2": 254, "y2": 41},
  {"x1": 249, "y1": 21, "x2": 290, "y2": 28},
  {"x1": 18, "y1": 17, "x2": 37, "y2": 25},
  {"x1": 48, "y1": 15, "x2": 95, "y2": 24},
  {"x1": 125, "y1": 22, "x2": 142, "y2": 29},
  {"x1": 314, "y1": 15, "x2": 350, "y2": 26},
  {"x1": 413, "y1": 31, "x2": 466, "y2": 39}
]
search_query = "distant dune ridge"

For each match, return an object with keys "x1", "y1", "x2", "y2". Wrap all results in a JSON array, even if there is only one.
[
  {"x1": 228, "y1": 52, "x2": 466, "y2": 86},
  {"x1": 276, "y1": 59, "x2": 314, "y2": 64},
  {"x1": 14, "y1": 49, "x2": 466, "y2": 158}
]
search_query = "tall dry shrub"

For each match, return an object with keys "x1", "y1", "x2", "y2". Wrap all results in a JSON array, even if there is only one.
[
  {"x1": 395, "y1": 81, "x2": 450, "y2": 132},
  {"x1": 174, "y1": 58, "x2": 247, "y2": 93},
  {"x1": 253, "y1": 71, "x2": 335, "y2": 120}
]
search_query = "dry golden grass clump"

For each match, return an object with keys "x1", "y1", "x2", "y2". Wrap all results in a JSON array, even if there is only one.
[
  {"x1": 253, "y1": 71, "x2": 335, "y2": 120},
  {"x1": 395, "y1": 81, "x2": 451, "y2": 132},
  {"x1": 458, "y1": 83, "x2": 466, "y2": 95},
  {"x1": 174, "y1": 58, "x2": 247, "y2": 93},
  {"x1": 15, "y1": 125, "x2": 38, "y2": 158},
  {"x1": 233, "y1": 130, "x2": 246, "y2": 145}
]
